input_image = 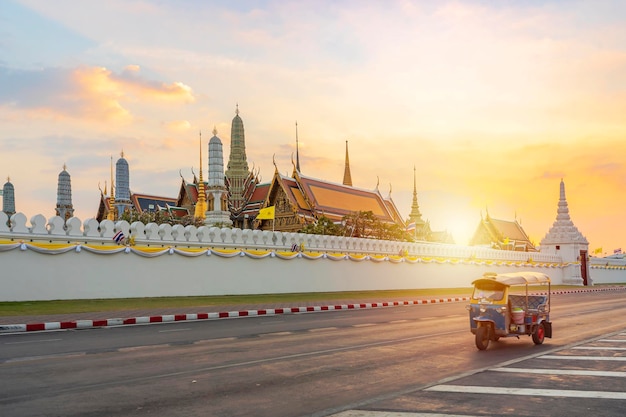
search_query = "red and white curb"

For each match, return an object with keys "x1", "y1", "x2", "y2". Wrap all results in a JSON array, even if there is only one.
[
  {"x1": 1, "y1": 287, "x2": 623, "y2": 333},
  {"x1": 0, "y1": 297, "x2": 471, "y2": 333}
]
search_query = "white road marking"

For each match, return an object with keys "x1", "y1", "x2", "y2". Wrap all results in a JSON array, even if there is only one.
[
  {"x1": 597, "y1": 339, "x2": 626, "y2": 342},
  {"x1": 426, "y1": 385, "x2": 626, "y2": 399},
  {"x1": 330, "y1": 411, "x2": 475, "y2": 417},
  {"x1": 540, "y1": 355, "x2": 626, "y2": 361},
  {"x1": 572, "y1": 346, "x2": 626, "y2": 351},
  {"x1": 390, "y1": 320, "x2": 409, "y2": 323},
  {"x1": 259, "y1": 331, "x2": 293, "y2": 337},
  {"x1": 310, "y1": 327, "x2": 339, "y2": 332},
  {"x1": 193, "y1": 337, "x2": 237, "y2": 344},
  {"x1": 491, "y1": 367, "x2": 626, "y2": 377},
  {"x1": 158, "y1": 328, "x2": 191, "y2": 333},
  {"x1": 4, "y1": 338, "x2": 62, "y2": 345},
  {"x1": 353, "y1": 323, "x2": 377, "y2": 327}
]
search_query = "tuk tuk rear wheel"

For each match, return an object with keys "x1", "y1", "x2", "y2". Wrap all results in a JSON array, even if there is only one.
[
  {"x1": 475, "y1": 326, "x2": 490, "y2": 350},
  {"x1": 532, "y1": 323, "x2": 545, "y2": 345}
]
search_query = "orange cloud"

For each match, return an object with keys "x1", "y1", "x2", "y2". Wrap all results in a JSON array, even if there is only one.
[{"x1": 0, "y1": 65, "x2": 195, "y2": 124}]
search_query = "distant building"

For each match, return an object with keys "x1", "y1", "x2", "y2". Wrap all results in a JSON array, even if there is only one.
[
  {"x1": 204, "y1": 127, "x2": 232, "y2": 227},
  {"x1": 253, "y1": 137, "x2": 405, "y2": 232},
  {"x1": 96, "y1": 153, "x2": 180, "y2": 222},
  {"x1": 405, "y1": 166, "x2": 453, "y2": 243},
  {"x1": 2, "y1": 177, "x2": 15, "y2": 217},
  {"x1": 469, "y1": 210, "x2": 536, "y2": 251},
  {"x1": 55, "y1": 165, "x2": 74, "y2": 221},
  {"x1": 225, "y1": 105, "x2": 259, "y2": 228}
]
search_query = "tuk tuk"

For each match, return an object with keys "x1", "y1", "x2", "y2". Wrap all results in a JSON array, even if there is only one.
[{"x1": 467, "y1": 271, "x2": 552, "y2": 350}]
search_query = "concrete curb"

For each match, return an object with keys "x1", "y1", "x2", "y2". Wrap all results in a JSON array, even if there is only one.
[
  {"x1": 0, "y1": 297, "x2": 471, "y2": 333},
  {"x1": 1, "y1": 287, "x2": 624, "y2": 333}
]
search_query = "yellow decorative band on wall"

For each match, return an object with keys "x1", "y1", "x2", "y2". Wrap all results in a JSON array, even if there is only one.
[
  {"x1": 0, "y1": 241, "x2": 566, "y2": 268},
  {"x1": 591, "y1": 265, "x2": 626, "y2": 270}
]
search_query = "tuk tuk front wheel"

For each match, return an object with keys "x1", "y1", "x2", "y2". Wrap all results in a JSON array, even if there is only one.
[
  {"x1": 475, "y1": 326, "x2": 490, "y2": 350},
  {"x1": 532, "y1": 323, "x2": 545, "y2": 345}
]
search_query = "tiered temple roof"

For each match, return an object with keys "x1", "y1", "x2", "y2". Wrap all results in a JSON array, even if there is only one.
[{"x1": 469, "y1": 210, "x2": 536, "y2": 251}]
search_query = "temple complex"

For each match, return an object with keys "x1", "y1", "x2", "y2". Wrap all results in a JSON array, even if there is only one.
[{"x1": 0, "y1": 104, "x2": 455, "y2": 242}]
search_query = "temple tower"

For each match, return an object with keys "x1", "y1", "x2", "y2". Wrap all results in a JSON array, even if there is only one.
[
  {"x1": 205, "y1": 127, "x2": 232, "y2": 226},
  {"x1": 407, "y1": 166, "x2": 430, "y2": 241},
  {"x1": 2, "y1": 177, "x2": 15, "y2": 216},
  {"x1": 106, "y1": 156, "x2": 116, "y2": 221},
  {"x1": 295, "y1": 121, "x2": 301, "y2": 172},
  {"x1": 115, "y1": 151, "x2": 132, "y2": 216},
  {"x1": 55, "y1": 165, "x2": 74, "y2": 221},
  {"x1": 342, "y1": 140, "x2": 352, "y2": 186},
  {"x1": 194, "y1": 132, "x2": 207, "y2": 220},
  {"x1": 540, "y1": 179, "x2": 589, "y2": 285},
  {"x1": 225, "y1": 104, "x2": 251, "y2": 214}
]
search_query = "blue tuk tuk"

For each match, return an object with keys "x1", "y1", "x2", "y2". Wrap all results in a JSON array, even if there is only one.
[{"x1": 467, "y1": 271, "x2": 552, "y2": 350}]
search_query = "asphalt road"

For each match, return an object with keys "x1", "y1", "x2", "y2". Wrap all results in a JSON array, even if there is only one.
[{"x1": 1, "y1": 291, "x2": 625, "y2": 417}]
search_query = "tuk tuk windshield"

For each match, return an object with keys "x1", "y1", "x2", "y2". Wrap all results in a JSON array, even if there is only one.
[{"x1": 472, "y1": 281, "x2": 505, "y2": 301}]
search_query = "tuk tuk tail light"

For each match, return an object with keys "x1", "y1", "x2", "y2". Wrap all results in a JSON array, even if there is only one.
[{"x1": 479, "y1": 306, "x2": 487, "y2": 313}]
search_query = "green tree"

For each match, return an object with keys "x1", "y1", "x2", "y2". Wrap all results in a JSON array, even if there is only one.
[{"x1": 300, "y1": 215, "x2": 343, "y2": 236}]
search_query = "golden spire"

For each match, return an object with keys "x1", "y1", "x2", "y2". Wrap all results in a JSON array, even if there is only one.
[
  {"x1": 194, "y1": 131, "x2": 207, "y2": 220},
  {"x1": 342, "y1": 140, "x2": 352, "y2": 186},
  {"x1": 107, "y1": 155, "x2": 116, "y2": 221},
  {"x1": 295, "y1": 121, "x2": 301, "y2": 172}
]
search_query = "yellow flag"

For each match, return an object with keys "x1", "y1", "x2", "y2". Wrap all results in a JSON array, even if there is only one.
[
  {"x1": 594, "y1": 247, "x2": 602, "y2": 254},
  {"x1": 256, "y1": 206, "x2": 275, "y2": 220}
]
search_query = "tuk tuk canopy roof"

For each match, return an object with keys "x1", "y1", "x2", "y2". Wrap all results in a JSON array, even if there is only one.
[{"x1": 472, "y1": 271, "x2": 551, "y2": 287}]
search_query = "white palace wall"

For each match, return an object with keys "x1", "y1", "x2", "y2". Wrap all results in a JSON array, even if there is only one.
[{"x1": 0, "y1": 212, "x2": 620, "y2": 302}]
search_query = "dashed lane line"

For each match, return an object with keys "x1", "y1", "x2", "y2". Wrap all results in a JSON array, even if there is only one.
[
  {"x1": 310, "y1": 327, "x2": 339, "y2": 332},
  {"x1": 4, "y1": 338, "x2": 62, "y2": 345}
]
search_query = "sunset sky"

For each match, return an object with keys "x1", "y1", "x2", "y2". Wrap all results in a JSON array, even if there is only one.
[{"x1": 1, "y1": 0, "x2": 625, "y2": 254}]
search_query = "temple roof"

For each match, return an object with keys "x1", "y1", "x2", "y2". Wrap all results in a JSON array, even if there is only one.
[
  {"x1": 240, "y1": 182, "x2": 270, "y2": 218},
  {"x1": 470, "y1": 211, "x2": 536, "y2": 251},
  {"x1": 265, "y1": 170, "x2": 403, "y2": 225},
  {"x1": 131, "y1": 193, "x2": 178, "y2": 213}
]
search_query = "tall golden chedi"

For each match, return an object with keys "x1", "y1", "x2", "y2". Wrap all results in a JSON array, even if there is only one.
[{"x1": 193, "y1": 131, "x2": 207, "y2": 221}]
